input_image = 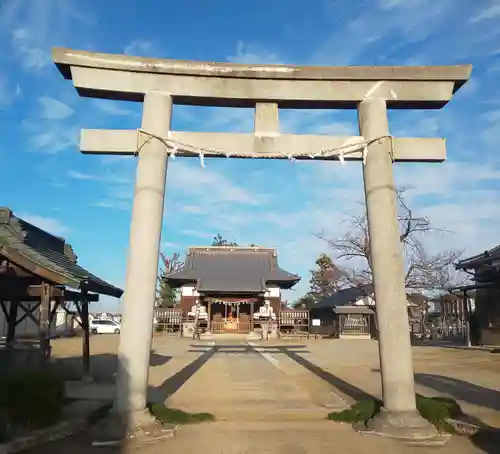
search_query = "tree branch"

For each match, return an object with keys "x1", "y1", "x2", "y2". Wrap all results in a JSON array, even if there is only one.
[{"x1": 315, "y1": 188, "x2": 469, "y2": 295}]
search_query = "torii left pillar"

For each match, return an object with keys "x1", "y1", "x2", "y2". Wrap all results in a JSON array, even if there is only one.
[{"x1": 114, "y1": 91, "x2": 172, "y2": 427}]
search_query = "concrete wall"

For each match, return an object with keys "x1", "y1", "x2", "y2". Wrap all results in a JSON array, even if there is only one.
[{"x1": 181, "y1": 285, "x2": 199, "y2": 297}]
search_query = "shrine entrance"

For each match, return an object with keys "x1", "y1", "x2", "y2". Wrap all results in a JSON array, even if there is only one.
[
  {"x1": 206, "y1": 297, "x2": 258, "y2": 334},
  {"x1": 52, "y1": 47, "x2": 471, "y2": 439}
]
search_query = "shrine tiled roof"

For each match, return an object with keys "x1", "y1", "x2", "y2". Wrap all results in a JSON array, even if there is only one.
[
  {"x1": 0, "y1": 207, "x2": 123, "y2": 298},
  {"x1": 165, "y1": 246, "x2": 300, "y2": 293},
  {"x1": 456, "y1": 244, "x2": 500, "y2": 270},
  {"x1": 315, "y1": 285, "x2": 374, "y2": 309}
]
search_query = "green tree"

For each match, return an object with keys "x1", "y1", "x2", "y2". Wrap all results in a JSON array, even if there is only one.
[
  {"x1": 308, "y1": 253, "x2": 344, "y2": 302},
  {"x1": 292, "y1": 294, "x2": 316, "y2": 309},
  {"x1": 156, "y1": 252, "x2": 183, "y2": 308},
  {"x1": 212, "y1": 233, "x2": 238, "y2": 247}
]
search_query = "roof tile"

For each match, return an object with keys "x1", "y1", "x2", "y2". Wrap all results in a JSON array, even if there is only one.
[
  {"x1": 166, "y1": 246, "x2": 300, "y2": 292},
  {"x1": 0, "y1": 207, "x2": 123, "y2": 298}
]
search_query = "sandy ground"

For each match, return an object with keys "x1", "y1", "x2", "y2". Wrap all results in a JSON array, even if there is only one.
[{"x1": 26, "y1": 334, "x2": 500, "y2": 453}]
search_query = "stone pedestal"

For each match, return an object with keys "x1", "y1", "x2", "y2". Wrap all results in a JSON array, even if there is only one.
[
  {"x1": 367, "y1": 408, "x2": 438, "y2": 440},
  {"x1": 182, "y1": 322, "x2": 195, "y2": 338}
]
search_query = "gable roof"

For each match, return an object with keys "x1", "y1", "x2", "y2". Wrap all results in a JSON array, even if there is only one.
[
  {"x1": 315, "y1": 285, "x2": 374, "y2": 309},
  {"x1": 315, "y1": 285, "x2": 423, "y2": 309},
  {"x1": 0, "y1": 208, "x2": 123, "y2": 298},
  {"x1": 165, "y1": 246, "x2": 300, "y2": 293},
  {"x1": 456, "y1": 244, "x2": 500, "y2": 271}
]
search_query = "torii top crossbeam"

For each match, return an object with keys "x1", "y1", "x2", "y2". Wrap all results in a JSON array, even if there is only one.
[
  {"x1": 53, "y1": 47, "x2": 471, "y2": 109},
  {"x1": 52, "y1": 48, "x2": 471, "y2": 163}
]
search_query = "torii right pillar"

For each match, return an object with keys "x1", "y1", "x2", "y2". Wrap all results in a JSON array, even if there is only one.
[{"x1": 359, "y1": 97, "x2": 436, "y2": 438}]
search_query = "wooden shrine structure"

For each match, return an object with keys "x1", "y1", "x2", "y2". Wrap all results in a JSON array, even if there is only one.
[
  {"x1": 0, "y1": 207, "x2": 123, "y2": 375},
  {"x1": 455, "y1": 244, "x2": 500, "y2": 345},
  {"x1": 165, "y1": 246, "x2": 300, "y2": 335}
]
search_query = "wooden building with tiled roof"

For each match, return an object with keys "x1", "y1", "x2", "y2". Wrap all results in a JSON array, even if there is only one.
[
  {"x1": 456, "y1": 244, "x2": 500, "y2": 345},
  {"x1": 166, "y1": 246, "x2": 300, "y2": 334},
  {"x1": 0, "y1": 207, "x2": 123, "y2": 372}
]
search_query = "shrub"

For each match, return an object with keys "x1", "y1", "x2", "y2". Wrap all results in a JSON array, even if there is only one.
[
  {"x1": 0, "y1": 368, "x2": 65, "y2": 431},
  {"x1": 415, "y1": 394, "x2": 462, "y2": 432},
  {"x1": 327, "y1": 399, "x2": 381, "y2": 423},
  {"x1": 327, "y1": 395, "x2": 463, "y2": 433},
  {"x1": 148, "y1": 403, "x2": 215, "y2": 425}
]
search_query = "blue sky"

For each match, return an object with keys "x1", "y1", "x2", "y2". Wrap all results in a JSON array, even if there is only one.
[{"x1": 1, "y1": 0, "x2": 500, "y2": 311}]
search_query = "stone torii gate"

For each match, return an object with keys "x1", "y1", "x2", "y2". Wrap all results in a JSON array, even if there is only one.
[{"x1": 52, "y1": 47, "x2": 471, "y2": 439}]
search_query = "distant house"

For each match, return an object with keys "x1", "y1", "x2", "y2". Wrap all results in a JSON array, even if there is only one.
[
  {"x1": 310, "y1": 285, "x2": 375, "y2": 339},
  {"x1": 90, "y1": 312, "x2": 122, "y2": 323},
  {"x1": 456, "y1": 244, "x2": 500, "y2": 345},
  {"x1": 311, "y1": 285, "x2": 426, "y2": 339}
]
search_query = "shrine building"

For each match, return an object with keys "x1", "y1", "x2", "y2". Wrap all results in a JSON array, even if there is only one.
[{"x1": 165, "y1": 246, "x2": 300, "y2": 334}]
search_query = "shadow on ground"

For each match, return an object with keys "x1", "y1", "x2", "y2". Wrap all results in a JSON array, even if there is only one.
[
  {"x1": 413, "y1": 373, "x2": 500, "y2": 453},
  {"x1": 22, "y1": 341, "x2": 500, "y2": 453},
  {"x1": 414, "y1": 373, "x2": 500, "y2": 412},
  {"x1": 51, "y1": 350, "x2": 171, "y2": 382},
  {"x1": 415, "y1": 341, "x2": 500, "y2": 354}
]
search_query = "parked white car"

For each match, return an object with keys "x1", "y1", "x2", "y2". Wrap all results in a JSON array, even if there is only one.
[{"x1": 90, "y1": 319, "x2": 121, "y2": 335}]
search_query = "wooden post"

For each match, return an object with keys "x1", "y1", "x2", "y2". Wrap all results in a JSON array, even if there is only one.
[
  {"x1": 6, "y1": 299, "x2": 18, "y2": 343},
  {"x1": 236, "y1": 303, "x2": 240, "y2": 333},
  {"x1": 207, "y1": 300, "x2": 212, "y2": 333},
  {"x1": 39, "y1": 283, "x2": 51, "y2": 359},
  {"x1": 81, "y1": 290, "x2": 91, "y2": 380},
  {"x1": 463, "y1": 290, "x2": 471, "y2": 348}
]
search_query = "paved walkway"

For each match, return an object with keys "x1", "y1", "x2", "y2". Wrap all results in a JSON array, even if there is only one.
[
  {"x1": 24, "y1": 337, "x2": 500, "y2": 453},
  {"x1": 166, "y1": 342, "x2": 331, "y2": 421}
]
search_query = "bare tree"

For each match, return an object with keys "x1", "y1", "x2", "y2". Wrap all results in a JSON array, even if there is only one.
[{"x1": 317, "y1": 188, "x2": 467, "y2": 295}]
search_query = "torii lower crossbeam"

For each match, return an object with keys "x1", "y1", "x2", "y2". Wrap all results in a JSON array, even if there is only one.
[{"x1": 80, "y1": 129, "x2": 446, "y2": 162}]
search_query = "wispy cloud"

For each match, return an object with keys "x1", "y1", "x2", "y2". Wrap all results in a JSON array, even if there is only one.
[
  {"x1": 3, "y1": 0, "x2": 95, "y2": 70},
  {"x1": 227, "y1": 41, "x2": 284, "y2": 64},
  {"x1": 180, "y1": 229, "x2": 214, "y2": 239},
  {"x1": 67, "y1": 169, "x2": 132, "y2": 184},
  {"x1": 18, "y1": 213, "x2": 70, "y2": 236},
  {"x1": 67, "y1": 170, "x2": 98, "y2": 180},
  {"x1": 169, "y1": 160, "x2": 267, "y2": 206},
  {"x1": 162, "y1": 241, "x2": 180, "y2": 248},
  {"x1": 124, "y1": 39, "x2": 163, "y2": 57},
  {"x1": 0, "y1": 74, "x2": 21, "y2": 108},
  {"x1": 11, "y1": 28, "x2": 51, "y2": 69},
  {"x1": 93, "y1": 99, "x2": 134, "y2": 116},
  {"x1": 39, "y1": 95, "x2": 74, "y2": 119},
  {"x1": 23, "y1": 120, "x2": 78, "y2": 153},
  {"x1": 469, "y1": 3, "x2": 500, "y2": 23}
]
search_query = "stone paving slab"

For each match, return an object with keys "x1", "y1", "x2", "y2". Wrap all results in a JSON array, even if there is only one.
[
  {"x1": 135, "y1": 420, "x2": 489, "y2": 454},
  {"x1": 287, "y1": 339, "x2": 500, "y2": 429},
  {"x1": 22, "y1": 336, "x2": 500, "y2": 453},
  {"x1": 166, "y1": 341, "x2": 327, "y2": 421},
  {"x1": 249, "y1": 341, "x2": 351, "y2": 411}
]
